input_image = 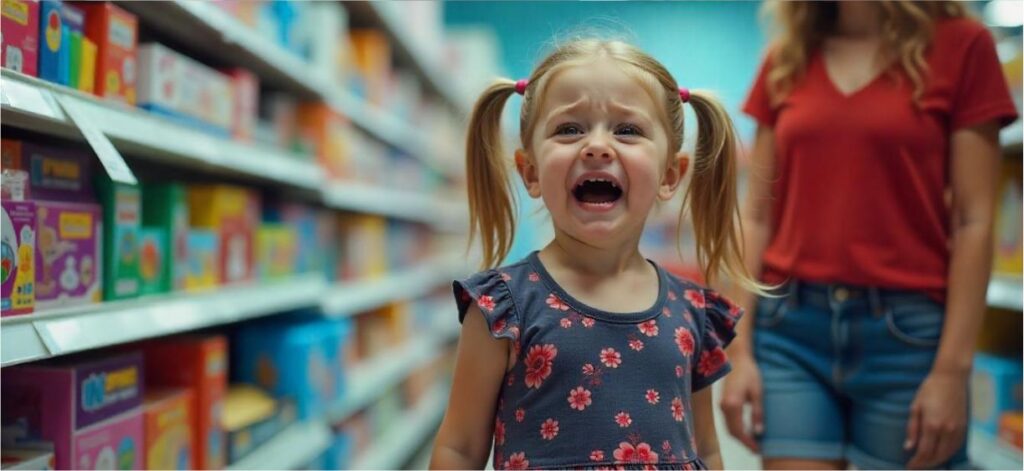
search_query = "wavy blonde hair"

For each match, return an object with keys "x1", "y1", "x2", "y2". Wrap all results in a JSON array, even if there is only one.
[
  {"x1": 764, "y1": 1, "x2": 967, "y2": 104},
  {"x1": 466, "y1": 39, "x2": 762, "y2": 291}
]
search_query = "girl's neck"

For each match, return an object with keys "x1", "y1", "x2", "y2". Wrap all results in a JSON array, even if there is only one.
[
  {"x1": 834, "y1": 1, "x2": 883, "y2": 39},
  {"x1": 542, "y1": 230, "x2": 649, "y2": 279}
]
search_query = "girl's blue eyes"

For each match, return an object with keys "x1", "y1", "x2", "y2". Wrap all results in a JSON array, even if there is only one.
[
  {"x1": 555, "y1": 124, "x2": 585, "y2": 136},
  {"x1": 553, "y1": 124, "x2": 645, "y2": 137}
]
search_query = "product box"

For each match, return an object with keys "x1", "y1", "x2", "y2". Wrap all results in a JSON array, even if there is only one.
[
  {"x1": 187, "y1": 185, "x2": 258, "y2": 285},
  {"x1": 185, "y1": 229, "x2": 218, "y2": 292},
  {"x1": 141, "y1": 183, "x2": 188, "y2": 292},
  {"x1": 338, "y1": 215, "x2": 387, "y2": 281},
  {"x1": 2, "y1": 200, "x2": 36, "y2": 316},
  {"x1": 77, "y1": 35, "x2": 96, "y2": 93},
  {"x1": 971, "y1": 353, "x2": 1024, "y2": 435},
  {"x1": 255, "y1": 224, "x2": 296, "y2": 281},
  {"x1": 76, "y1": 1, "x2": 136, "y2": 104},
  {"x1": 144, "y1": 335, "x2": 228, "y2": 470},
  {"x1": 1, "y1": 0, "x2": 40, "y2": 76},
  {"x1": 21, "y1": 143, "x2": 94, "y2": 202},
  {"x1": 225, "y1": 68, "x2": 259, "y2": 141},
  {"x1": 223, "y1": 386, "x2": 296, "y2": 465},
  {"x1": 137, "y1": 43, "x2": 234, "y2": 135},
  {"x1": 296, "y1": 103, "x2": 352, "y2": 180},
  {"x1": 233, "y1": 316, "x2": 351, "y2": 420},
  {"x1": 1, "y1": 352, "x2": 144, "y2": 469},
  {"x1": 62, "y1": 3, "x2": 84, "y2": 88},
  {"x1": 137, "y1": 227, "x2": 165, "y2": 296},
  {"x1": 34, "y1": 200, "x2": 102, "y2": 310},
  {"x1": 2, "y1": 138, "x2": 25, "y2": 171},
  {"x1": 96, "y1": 176, "x2": 140, "y2": 301},
  {"x1": 143, "y1": 389, "x2": 195, "y2": 470},
  {"x1": 347, "y1": 29, "x2": 390, "y2": 104},
  {"x1": 38, "y1": 0, "x2": 63, "y2": 82},
  {"x1": 1000, "y1": 412, "x2": 1023, "y2": 450},
  {"x1": 0, "y1": 444, "x2": 55, "y2": 470},
  {"x1": 264, "y1": 203, "x2": 330, "y2": 275}
]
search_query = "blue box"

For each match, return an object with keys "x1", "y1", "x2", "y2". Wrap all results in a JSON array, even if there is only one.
[
  {"x1": 971, "y1": 353, "x2": 1023, "y2": 435},
  {"x1": 38, "y1": 0, "x2": 63, "y2": 83},
  {"x1": 233, "y1": 315, "x2": 351, "y2": 420}
]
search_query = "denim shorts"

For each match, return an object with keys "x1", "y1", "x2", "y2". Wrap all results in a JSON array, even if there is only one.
[{"x1": 753, "y1": 280, "x2": 970, "y2": 469}]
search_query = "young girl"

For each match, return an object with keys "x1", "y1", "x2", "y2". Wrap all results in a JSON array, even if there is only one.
[{"x1": 429, "y1": 39, "x2": 760, "y2": 470}]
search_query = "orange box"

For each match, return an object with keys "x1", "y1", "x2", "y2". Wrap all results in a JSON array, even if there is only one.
[
  {"x1": 75, "y1": 2, "x2": 137, "y2": 104},
  {"x1": 144, "y1": 336, "x2": 228, "y2": 470},
  {"x1": 348, "y1": 30, "x2": 391, "y2": 104},
  {"x1": 297, "y1": 103, "x2": 352, "y2": 180},
  {"x1": 144, "y1": 389, "x2": 195, "y2": 470}
]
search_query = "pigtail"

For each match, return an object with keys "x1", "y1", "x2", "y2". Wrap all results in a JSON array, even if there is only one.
[
  {"x1": 466, "y1": 80, "x2": 518, "y2": 268},
  {"x1": 682, "y1": 91, "x2": 766, "y2": 294}
]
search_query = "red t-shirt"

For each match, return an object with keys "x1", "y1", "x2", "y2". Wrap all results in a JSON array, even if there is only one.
[{"x1": 743, "y1": 18, "x2": 1018, "y2": 301}]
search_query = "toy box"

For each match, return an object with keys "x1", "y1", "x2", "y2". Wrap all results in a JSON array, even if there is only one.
[
  {"x1": 233, "y1": 316, "x2": 351, "y2": 420},
  {"x1": 1, "y1": 352, "x2": 144, "y2": 469},
  {"x1": 338, "y1": 215, "x2": 387, "y2": 281},
  {"x1": 1000, "y1": 412, "x2": 1022, "y2": 450},
  {"x1": 2, "y1": 199, "x2": 35, "y2": 316},
  {"x1": 21, "y1": 143, "x2": 94, "y2": 202},
  {"x1": 76, "y1": 1, "x2": 136, "y2": 104},
  {"x1": 96, "y1": 176, "x2": 140, "y2": 301},
  {"x1": 2, "y1": 138, "x2": 25, "y2": 171},
  {"x1": 38, "y1": 0, "x2": 62, "y2": 82},
  {"x1": 296, "y1": 103, "x2": 352, "y2": 180},
  {"x1": 185, "y1": 229, "x2": 218, "y2": 292},
  {"x1": 77, "y1": 35, "x2": 96, "y2": 93},
  {"x1": 143, "y1": 389, "x2": 194, "y2": 470},
  {"x1": 142, "y1": 183, "x2": 188, "y2": 292},
  {"x1": 971, "y1": 353, "x2": 1023, "y2": 435},
  {"x1": 225, "y1": 68, "x2": 258, "y2": 141},
  {"x1": 137, "y1": 43, "x2": 234, "y2": 135},
  {"x1": 34, "y1": 200, "x2": 101, "y2": 310},
  {"x1": 1, "y1": 0, "x2": 40, "y2": 76},
  {"x1": 0, "y1": 444, "x2": 55, "y2": 470},
  {"x1": 144, "y1": 335, "x2": 227, "y2": 470},
  {"x1": 137, "y1": 227, "x2": 165, "y2": 296},
  {"x1": 255, "y1": 224, "x2": 296, "y2": 281},
  {"x1": 264, "y1": 203, "x2": 333, "y2": 275},
  {"x1": 223, "y1": 386, "x2": 296, "y2": 465},
  {"x1": 62, "y1": 3, "x2": 83, "y2": 88},
  {"x1": 187, "y1": 185, "x2": 258, "y2": 285}
]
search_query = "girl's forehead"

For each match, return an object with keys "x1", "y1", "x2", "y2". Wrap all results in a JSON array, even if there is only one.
[{"x1": 539, "y1": 59, "x2": 664, "y2": 116}]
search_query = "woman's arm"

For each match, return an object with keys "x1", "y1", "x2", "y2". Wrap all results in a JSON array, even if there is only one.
[
  {"x1": 905, "y1": 121, "x2": 1001, "y2": 469},
  {"x1": 693, "y1": 386, "x2": 723, "y2": 470},
  {"x1": 430, "y1": 304, "x2": 510, "y2": 469}
]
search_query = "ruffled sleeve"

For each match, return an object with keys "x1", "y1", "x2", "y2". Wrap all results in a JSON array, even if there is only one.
[
  {"x1": 453, "y1": 270, "x2": 521, "y2": 342},
  {"x1": 691, "y1": 288, "x2": 744, "y2": 392}
]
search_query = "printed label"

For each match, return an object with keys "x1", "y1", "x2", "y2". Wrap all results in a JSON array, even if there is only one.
[
  {"x1": 81, "y1": 365, "x2": 140, "y2": 412},
  {"x1": 59, "y1": 211, "x2": 93, "y2": 240},
  {"x1": 1, "y1": 0, "x2": 28, "y2": 26},
  {"x1": 109, "y1": 16, "x2": 134, "y2": 50}
]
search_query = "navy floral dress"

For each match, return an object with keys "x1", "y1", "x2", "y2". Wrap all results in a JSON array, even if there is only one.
[{"x1": 454, "y1": 251, "x2": 743, "y2": 470}]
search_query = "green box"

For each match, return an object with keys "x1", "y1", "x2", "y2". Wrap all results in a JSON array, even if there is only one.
[
  {"x1": 142, "y1": 183, "x2": 189, "y2": 292},
  {"x1": 96, "y1": 177, "x2": 141, "y2": 300},
  {"x1": 68, "y1": 31, "x2": 82, "y2": 89},
  {"x1": 138, "y1": 227, "x2": 166, "y2": 295}
]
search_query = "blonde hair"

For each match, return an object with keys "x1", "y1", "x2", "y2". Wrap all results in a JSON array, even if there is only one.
[
  {"x1": 765, "y1": 0, "x2": 967, "y2": 104},
  {"x1": 466, "y1": 39, "x2": 760, "y2": 291}
]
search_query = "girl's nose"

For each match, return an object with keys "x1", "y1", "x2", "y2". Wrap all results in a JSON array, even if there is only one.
[{"x1": 582, "y1": 133, "x2": 614, "y2": 161}]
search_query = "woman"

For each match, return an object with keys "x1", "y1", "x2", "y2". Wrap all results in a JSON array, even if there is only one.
[{"x1": 722, "y1": 1, "x2": 1018, "y2": 469}]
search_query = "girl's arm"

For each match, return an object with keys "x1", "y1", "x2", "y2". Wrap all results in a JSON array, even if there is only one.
[
  {"x1": 905, "y1": 121, "x2": 1001, "y2": 469},
  {"x1": 693, "y1": 386, "x2": 723, "y2": 470},
  {"x1": 430, "y1": 304, "x2": 510, "y2": 469}
]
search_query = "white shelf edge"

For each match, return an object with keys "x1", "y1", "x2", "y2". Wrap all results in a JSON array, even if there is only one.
[
  {"x1": 987, "y1": 275, "x2": 1023, "y2": 311},
  {"x1": 323, "y1": 181, "x2": 467, "y2": 229},
  {"x1": 351, "y1": 382, "x2": 451, "y2": 470},
  {"x1": 226, "y1": 420, "x2": 332, "y2": 471},
  {"x1": 969, "y1": 427, "x2": 1023, "y2": 470},
  {"x1": 322, "y1": 256, "x2": 464, "y2": 317}
]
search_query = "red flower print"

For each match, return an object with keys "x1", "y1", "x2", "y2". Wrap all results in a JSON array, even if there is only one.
[
  {"x1": 492, "y1": 318, "x2": 507, "y2": 335},
  {"x1": 478, "y1": 295, "x2": 496, "y2": 312},
  {"x1": 668, "y1": 291, "x2": 678, "y2": 301},
  {"x1": 540, "y1": 418, "x2": 559, "y2": 440},
  {"x1": 662, "y1": 440, "x2": 672, "y2": 453},
  {"x1": 505, "y1": 452, "x2": 529, "y2": 470},
  {"x1": 500, "y1": 272, "x2": 512, "y2": 281},
  {"x1": 507, "y1": 373, "x2": 515, "y2": 386},
  {"x1": 590, "y1": 450, "x2": 605, "y2": 462},
  {"x1": 582, "y1": 363, "x2": 595, "y2": 375},
  {"x1": 568, "y1": 386, "x2": 593, "y2": 411},
  {"x1": 698, "y1": 347, "x2": 728, "y2": 377},
  {"x1": 546, "y1": 293, "x2": 570, "y2": 311},
  {"x1": 629, "y1": 339, "x2": 644, "y2": 352},
  {"x1": 582, "y1": 317, "x2": 596, "y2": 328},
  {"x1": 646, "y1": 389, "x2": 660, "y2": 405},
  {"x1": 508, "y1": 326, "x2": 521, "y2": 341},
  {"x1": 516, "y1": 408, "x2": 525, "y2": 423},
  {"x1": 600, "y1": 348, "x2": 622, "y2": 368},
  {"x1": 638, "y1": 320, "x2": 659, "y2": 337},
  {"x1": 684, "y1": 289, "x2": 706, "y2": 308},
  {"x1": 615, "y1": 412, "x2": 632, "y2": 427},
  {"x1": 560, "y1": 318, "x2": 572, "y2": 328},
  {"x1": 529, "y1": 272, "x2": 540, "y2": 282},
  {"x1": 525, "y1": 344, "x2": 557, "y2": 389},
  {"x1": 671, "y1": 397, "x2": 685, "y2": 422},
  {"x1": 675, "y1": 365, "x2": 684, "y2": 378},
  {"x1": 662, "y1": 306, "x2": 672, "y2": 317},
  {"x1": 674, "y1": 327, "x2": 695, "y2": 357},
  {"x1": 683, "y1": 310, "x2": 694, "y2": 324},
  {"x1": 495, "y1": 418, "x2": 506, "y2": 445},
  {"x1": 613, "y1": 442, "x2": 658, "y2": 464}
]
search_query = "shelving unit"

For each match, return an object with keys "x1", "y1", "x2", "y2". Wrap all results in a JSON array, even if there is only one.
[
  {"x1": 969, "y1": 427, "x2": 1023, "y2": 470},
  {"x1": 987, "y1": 274, "x2": 1023, "y2": 311},
  {"x1": 226, "y1": 420, "x2": 333, "y2": 471},
  {"x1": 322, "y1": 256, "x2": 465, "y2": 317},
  {"x1": 351, "y1": 382, "x2": 451, "y2": 470}
]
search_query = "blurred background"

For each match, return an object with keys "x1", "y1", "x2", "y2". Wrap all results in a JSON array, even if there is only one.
[{"x1": 0, "y1": 1, "x2": 1019, "y2": 470}]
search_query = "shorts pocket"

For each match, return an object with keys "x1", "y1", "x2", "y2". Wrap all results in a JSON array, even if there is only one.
[
  {"x1": 884, "y1": 297, "x2": 944, "y2": 347},
  {"x1": 756, "y1": 295, "x2": 790, "y2": 328}
]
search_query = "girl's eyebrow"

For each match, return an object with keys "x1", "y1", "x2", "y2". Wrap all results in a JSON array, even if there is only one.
[
  {"x1": 607, "y1": 100, "x2": 655, "y2": 125},
  {"x1": 545, "y1": 97, "x2": 590, "y2": 119}
]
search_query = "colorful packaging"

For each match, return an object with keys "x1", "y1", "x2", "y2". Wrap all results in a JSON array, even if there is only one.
[
  {"x1": 141, "y1": 183, "x2": 188, "y2": 292},
  {"x1": 187, "y1": 185, "x2": 258, "y2": 285},
  {"x1": 2, "y1": 199, "x2": 36, "y2": 316},
  {"x1": 136, "y1": 43, "x2": 234, "y2": 135},
  {"x1": 224, "y1": 68, "x2": 259, "y2": 141},
  {"x1": 256, "y1": 224, "x2": 296, "y2": 281},
  {"x1": 144, "y1": 336, "x2": 227, "y2": 470},
  {"x1": 347, "y1": 30, "x2": 390, "y2": 104},
  {"x1": 971, "y1": 353, "x2": 1024, "y2": 435},
  {"x1": 60, "y1": 3, "x2": 83, "y2": 87},
  {"x1": 38, "y1": 0, "x2": 62, "y2": 82},
  {"x1": 137, "y1": 227, "x2": 165, "y2": 295},
  {"x1": 296, "y1": 103, "x2": 352, "y2": 180},
  {"x1": 0, "y1": 0, "x2": 40, "y2": 76},
  {"x1": 2, "y1": 138, "x2": 25, "y2": 171},
  {"x1": 223, "y1": 386, "x2": 296, "y2": 464},
  {"x1": 1, "y1": 352, "x2": 144, "y2": 469},
  {"x1": 77, "y1": 35, "x2": 96, "y2": 93},
  {"x1": 143, "y1": 389, "x2": 195, "y2": 470},
  {"x1": 1000, "y1": 412, "x2": 1023, "y2": 450},
  {"x1": 185, "y1": 229, "x2": 218, "y2": 292},
  {"x1": 76, "y1": 1, "x2": 136, "y2": 104},
  {"x1": 96, "y1": 176, "x2": 140, "y2": 300},
  {"x1": 34, "y1": 200, "x2": 102, "y2": 309},
  {"x1": 21, "y1": 143, "x2": 93, "y2": 202},
  {"x1": 264, "y1": 203, "x2": 319, "y2": 274},
  {"x1": 338, "y1": 215, "x2": 387, "y2": 281}
]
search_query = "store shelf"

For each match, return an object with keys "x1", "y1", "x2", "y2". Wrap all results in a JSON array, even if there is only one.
[
  {"x1": 323, "y1": 181, "x2": 467, "y2": 229},
  {"x1": 351, "y1": 382, "x2": 450, "y2": 470},
  {"x1": 987, "y1": 275, "x2": 1023, "y2": 311},
  {"x1": 322, "y1": 256, "x2": 465, "y2": 317},
  {"x1": 969, "y1": 427, "x2": 1022, "y2": 470},
  {"x1": 226, "y1": 420, "x2": 332, "y2": 471}
]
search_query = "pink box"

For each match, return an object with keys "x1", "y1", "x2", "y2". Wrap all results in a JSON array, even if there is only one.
[
  {"x1": 34, "y1": 200, "x2": 102, "y2": 310},
  {"x1": 73, "y1": 411, "x2": 143, "y2": 470},
  {"x1": 0, "y1": 0, "x2": 40, "y2": 76}
]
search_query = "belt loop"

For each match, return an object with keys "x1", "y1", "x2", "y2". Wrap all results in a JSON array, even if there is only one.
[{"x1": 868, "y1": 286, "x2": 884, "y2": 317}]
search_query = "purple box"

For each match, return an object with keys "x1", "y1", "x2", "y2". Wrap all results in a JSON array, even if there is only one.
[
  {"x1": 2, "y1": 200, "x2": 36, "y2": 316},
  {"x1": 34, "y1": 200, "x2": 102, "y2": 310},
  {"x1": 22, "y1": 143, "x2": 94, "y2": 202},
  {"x1": 1, "y1": 352, "x2": 144, "y2": 469}
]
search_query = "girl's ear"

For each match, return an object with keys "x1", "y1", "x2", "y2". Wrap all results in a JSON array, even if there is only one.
[
  {"x1": 515, "y1": 149, "x2": 542, "y2": 198},
  {"x1": 658, "y1": 151, "x2": 689, "y2": 201}
]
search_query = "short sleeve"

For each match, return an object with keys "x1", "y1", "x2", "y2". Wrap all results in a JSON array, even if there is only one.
[
  {"x1": 742, "y1": 53, "x2": 779, "y2": 127},
  {"x1": 453, "y1": 270, "x2": 521, "y2": 342},
  {"x1": 950, "y1": 28, "x2": 1019, "y2": 130},
  {"x1": 690, "y1": 288, "x2": 745, "y2": 392}
]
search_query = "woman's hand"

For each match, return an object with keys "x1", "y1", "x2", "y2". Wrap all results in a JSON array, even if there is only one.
[
  {"x1": 719, "y1": 354, "x2": 764, "y2": 452},
  {"x1": 904, "y1": 371, "x2": 969, "y2": 469}
]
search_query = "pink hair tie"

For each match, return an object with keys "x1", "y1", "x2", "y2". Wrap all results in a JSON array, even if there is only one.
[
  {"x1": 679, "y1": 87, "x2": 691, "y2": 103},
  {"x1": 515, "y1": 79, "x2": 529, "y2": 95}
]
